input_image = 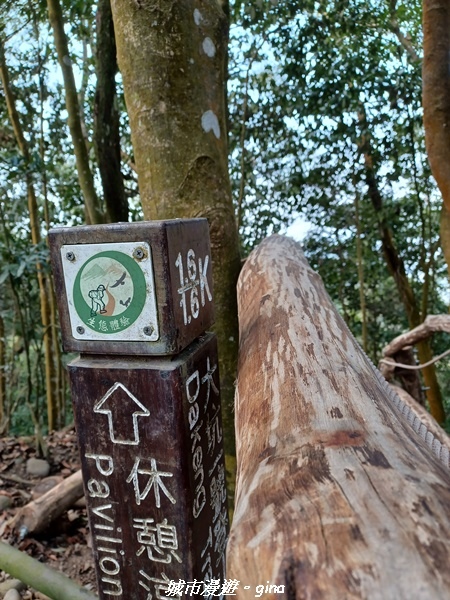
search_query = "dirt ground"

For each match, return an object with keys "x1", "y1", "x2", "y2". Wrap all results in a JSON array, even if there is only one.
[{"x1": 0, "y1": 426, "x2": 97, "y2": 599}]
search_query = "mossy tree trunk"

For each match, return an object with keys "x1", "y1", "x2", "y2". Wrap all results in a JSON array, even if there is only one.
[{"x1": 110, "y1": 0, "x2": 241, "y2": 456}]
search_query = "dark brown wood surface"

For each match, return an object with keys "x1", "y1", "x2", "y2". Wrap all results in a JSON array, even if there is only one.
[
  {"x1": 49, "y1": 219, "x2": 214, "y2": 356},
  {"x1": 226, "y1": 235, "x2": 450, "y2": 600},
  {"x1": 68, "y1": 333, "x2": 228, "y2": 599}
]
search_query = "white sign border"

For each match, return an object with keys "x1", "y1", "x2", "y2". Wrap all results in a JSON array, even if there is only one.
[{"x1": 60, "y1": 241, "x2": 159, "y2": 342}]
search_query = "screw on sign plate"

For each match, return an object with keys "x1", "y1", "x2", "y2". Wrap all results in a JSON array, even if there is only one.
[
  {"x1": 77, "y1": 326, "x2": 85, "y2": 335},
  {"x1": 143, "y1": 326, "x2": 154, "y2": 336},
  {"x1": 133, "y1": 247, "x2": 147, "y2": 261},
  {"x1": 66, "y1": 251, "x2": 76, "y2": 262}
]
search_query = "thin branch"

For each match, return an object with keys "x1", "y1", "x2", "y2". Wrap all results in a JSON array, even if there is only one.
[
  {"x1": 389, "y1": 0, "x2": 421, "y2": 63},
  {"x1": 236, "y1": 36, "x2": 267, "y2": 230},
  {"x1": 380, "y1": 347, "x2": 450, "y2": 370}
]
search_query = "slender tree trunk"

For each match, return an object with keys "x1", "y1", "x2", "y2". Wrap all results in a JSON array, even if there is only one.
[
  {"x1": 37, "y1": 37, "x2": 64, "y2": 430},
  {"x1": 110, "y1": 0, "x2": 241, "y2": 456},
  {"x1": 0, "y1": 198, "x2": 45, "y2": 450},
  {"x1": 440, "y1": 205, "x2": 450, "y2": 280},
  {"x1": 354, "y1": 193, "x2": 368, "y2": 352},
  {"x1": 422, "y1": 0, "x2": 450, "y2": 277},
  {"x1": 48, "y1": 277, "x2": 63, "y2": 428},
  {"x1": 46, "y1": 0, "x2": 104, "y2": 225},
  {"x1": 358, "y1": 106, "x2": 445, "y2": 423},
  {"x1": 94, "y1": 0, "x2": 128, "y2": 223},
  {"x1": 0, "y1": 38, "x2": 59, "y2": 431},
  {"x1": 0, "y1": 315, "x2": 5, "y2": 430}
]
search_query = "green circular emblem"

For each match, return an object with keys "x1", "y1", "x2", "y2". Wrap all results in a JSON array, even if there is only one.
[{"x1": 73, "y1": 251, "x2": 146, "y2": 334}]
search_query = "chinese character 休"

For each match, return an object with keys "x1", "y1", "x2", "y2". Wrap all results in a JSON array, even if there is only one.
[{"x1": 126, "y1": 457, "x2": 176, "y2": 507}]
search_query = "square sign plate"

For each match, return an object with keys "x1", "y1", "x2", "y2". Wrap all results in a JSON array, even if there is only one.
[{"x1": 61, "y1": 241, "x2": 159, "y2": 342}]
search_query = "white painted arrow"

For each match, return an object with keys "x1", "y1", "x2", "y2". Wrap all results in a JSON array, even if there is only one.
[{"x1": 93, "y1": 382, "x2": 150, "y2": 445}]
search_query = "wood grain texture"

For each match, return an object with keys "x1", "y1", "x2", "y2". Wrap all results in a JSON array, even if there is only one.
[{"x1": 226, "y1": 235, "x2": 450, "y2": 600}]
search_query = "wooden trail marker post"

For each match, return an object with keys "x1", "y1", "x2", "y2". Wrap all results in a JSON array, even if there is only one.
[{"x1": 49, "y1": 219, "x2": 229, "y2": 599}]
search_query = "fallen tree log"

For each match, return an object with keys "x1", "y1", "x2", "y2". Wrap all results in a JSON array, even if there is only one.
[
  {"x1": 226, "y1": 235, "x2": 450, "y2": 599},
  {"x1": 11, "y1": 470, "x2": 84, "y2": 537}
]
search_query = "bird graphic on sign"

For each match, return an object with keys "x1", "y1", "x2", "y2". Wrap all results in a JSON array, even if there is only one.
[
  {"x1": 110, "y1": 271, "x2": 127, "y2": 287},
  {"x1": 120, "y1": 297, "x2": 132, "y2": 308}
]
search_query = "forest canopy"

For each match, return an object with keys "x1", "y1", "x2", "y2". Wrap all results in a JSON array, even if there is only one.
[{"x1": 0, "y1": 0, "x2": 449, "y2": 436}]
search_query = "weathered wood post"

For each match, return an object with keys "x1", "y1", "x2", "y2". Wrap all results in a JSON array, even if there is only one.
[
  {"x1": 227, "y1": 235, "x2": 450, "y2": 600},
  {"x1": 49, "y1": 219, "x2": 228, "y2": 599}
]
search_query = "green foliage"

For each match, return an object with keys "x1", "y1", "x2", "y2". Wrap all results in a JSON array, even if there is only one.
[
  {"x1": 0, "y1": 0, "x2": 449, "y2": 432},
  {"x1": 0, "y1": 193, "x2": 48, "y2": 434},
  {"x1": 0, "y1": 0, "x2": 142, "y2": 434},
  {"x1": 228, "y1": 0, "x2": 449, "y2": 369}
]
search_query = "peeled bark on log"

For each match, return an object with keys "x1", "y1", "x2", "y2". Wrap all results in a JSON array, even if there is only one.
[
  {"x1": 12, "y1": 470, "x2": 83, "y2": 537},
  {"x1": 227, "y1": 235, "x2": 450, "y2": 600}
]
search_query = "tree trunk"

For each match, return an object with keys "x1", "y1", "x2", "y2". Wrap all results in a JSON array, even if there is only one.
[
  {"x1": 0, "y1": 38, "x2": 59, "y2": 431},
  {"x1": 110, "y1": 0, "x2": 241, "y2": 456},
  {"x1": 422, "y1": 0, "x2": 450, "y2": 276},
  {"x1": 227, "y1": 235, "x2": 450, "y2": 600},
  {"x1": 94, "y1": 0, "x2": 128, "y2": 223},
  {"x1": 0, "y1": 314, "x2": 5, "y2": 430},
  {"x1": 354, "y1": 192, "x2": 368, "y2": 352},
  {"x1": 46, "y1": 0, "x2": 104, "y2": 225},
  {"x1": 358, "y1": 106, "x2": 445, "y2": 422},
  {"x1": 440, "y1": 204, "x2": 450, "y2": 279},
  {"x1": 381, "y1": 347, "x2": 426, "y2": 405}
]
